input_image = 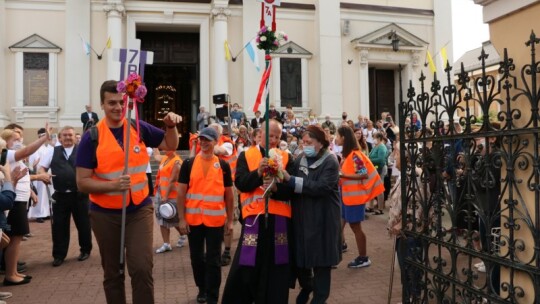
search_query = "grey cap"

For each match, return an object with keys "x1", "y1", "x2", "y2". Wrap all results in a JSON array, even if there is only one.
[{"x1": 199, "y1": 127, "x2": 219, "y2": 141}]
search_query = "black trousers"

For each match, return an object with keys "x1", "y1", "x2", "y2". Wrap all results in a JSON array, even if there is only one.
[
  {"x1": 297, "y1": 267, "x2": 331, "y2": 304},
  {"x1": 52, "y1": 192, "x2": 92, "y2": 260},
  {"x1": 187, "y1": 224, "x2": 224, "y2": 304}
]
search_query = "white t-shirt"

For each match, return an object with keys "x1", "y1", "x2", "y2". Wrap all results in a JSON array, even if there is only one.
[
  {"x1": 146, "y1": 147, "x2": 154, "y2": 173},
  {"x1": 363, "y1": 128, "x2": 377, "y2": 144},
  {"x1": 7, "y1": 150, "x2": 31, "y2": 202}
]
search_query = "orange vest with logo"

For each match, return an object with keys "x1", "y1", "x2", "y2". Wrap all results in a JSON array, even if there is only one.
[
  {"x1": 218, "y1": 135, "x2": 238, "y2": 180},
  {"x1": 155, "y1": 154, "x2": 182, "y2": 200},
  {"x1": 340, "y1": 150, "x2": 384, "y2": 206},
  {"x1": 184, "y1": 155, "x2": 227, "y2": 227},
  {"x1": 90, "y1": 119, "x2": 149, "y2": 209},
  {"x1": 240, "y1": 146, "x2": 291, "y2": 219}
]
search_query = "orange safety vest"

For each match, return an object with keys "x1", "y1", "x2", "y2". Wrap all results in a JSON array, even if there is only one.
[
  {"x1": 90, "y1": 119, "x2": 149, "y2": 209},
  {"x1": 155, "y1": 154, "x2": 182, "y2": 200},
  {"x1": 184, "y1": 155, "x2": 227, "y2": 227},
  {"x1": 218, "y1": 135, "x2": 238, "y2": 179},
  {"x1": 340, "y1": 150, "x2": 384, "y2": 206},
  {"x1": 240, "y1": 146, "x2": 291, "y2": 219}
]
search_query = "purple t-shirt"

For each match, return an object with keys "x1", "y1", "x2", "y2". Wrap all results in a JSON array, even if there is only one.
[{"x1": 76, "y1": 120, "x2": 166, "y2": 213}]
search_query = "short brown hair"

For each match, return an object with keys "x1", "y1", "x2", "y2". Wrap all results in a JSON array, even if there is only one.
[
  {"x1": 4, "y1": 123, "x2": 23, "y2": 131},
  {"x1": 100, "y1": 80, "x2": 118, "y2": 103},
  {"x1": 303, "y1": 125, "x2": 330, "y2": 149}
]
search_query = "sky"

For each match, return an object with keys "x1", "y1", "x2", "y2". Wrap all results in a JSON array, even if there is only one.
[{"x1": 452, "y1": 0, "x2": 490, "y2": 61}]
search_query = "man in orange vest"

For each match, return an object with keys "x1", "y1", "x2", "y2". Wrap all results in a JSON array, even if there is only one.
[
  {"x1": 76, "y1": 80, "x2": 182, "y2": 304},
  {"x1": 177, "y1": 127, "x2": 234, "y2": 304},
  {"x1": 222, "y1": 119, "x2": 294, "y2": 304},
  {"x1": 208, "y1": 123, "x2": 237, "y2": 266}
]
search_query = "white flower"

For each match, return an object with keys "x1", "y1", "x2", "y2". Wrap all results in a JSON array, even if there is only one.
[{"x1": 260, "y1": 36, "x2": 267, "y2": 42}]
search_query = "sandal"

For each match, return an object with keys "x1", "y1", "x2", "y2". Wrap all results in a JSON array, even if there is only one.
[{"x1": 373, "y1": 209, "x2": 384, "y2": 215}]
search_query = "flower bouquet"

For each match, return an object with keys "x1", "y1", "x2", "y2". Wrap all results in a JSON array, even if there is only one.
[
  {"x1": 256, "y1": 25, "x2": 288, "y2": 52},
  {"x1": 262, "y1": 148, "x2": 284, "y2": 197},
  {"x1": 116, "y1": 73, "x2": 147, "y2": 103}
]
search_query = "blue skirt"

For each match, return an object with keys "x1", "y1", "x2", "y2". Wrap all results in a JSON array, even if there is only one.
[{"x1": 341, "y1": 202, "x2": 366, "y2": 223}]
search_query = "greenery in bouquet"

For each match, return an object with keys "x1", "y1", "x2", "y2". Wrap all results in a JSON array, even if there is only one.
[{"x1": 256, "y1": 25, "x2": 288, "y2": 52}]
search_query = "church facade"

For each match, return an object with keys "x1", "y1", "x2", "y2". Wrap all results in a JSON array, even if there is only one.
[{"x1": 0, "y1": 0, "x2": 452, "y2": 141}]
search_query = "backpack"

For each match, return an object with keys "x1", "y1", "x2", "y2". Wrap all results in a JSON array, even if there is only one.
[{"x1": 89, "y1": 119, "x2": 146, "y2": 166}]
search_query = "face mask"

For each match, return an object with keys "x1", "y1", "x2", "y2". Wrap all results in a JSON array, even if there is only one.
[
  {"x1": 270, "y1": 107, "x2": 275, "y2": 111},
  {"x1": 303, "y1": 122, "x2": 309, "y2": 127},
  {"x1": 342, "y1": 115, "x2": 347, "y2": 120},
  {"x1": 304, "y1": 145, "x2": 316, "y2": 157},
  {"x1": 280, "y1": 145, "x2": 287, "y2": 151},
  {"x1": 11, "y1": 140, "x2": 23, "y2": 151}
]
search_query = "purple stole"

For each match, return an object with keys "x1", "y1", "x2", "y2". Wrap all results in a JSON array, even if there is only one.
[{"x1": 239, "y1": 214, "x2": 289, "y2": 266}]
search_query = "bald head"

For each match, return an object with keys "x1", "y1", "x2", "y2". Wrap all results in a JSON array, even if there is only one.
[{"x1": 260, "y1": 119, "x2": 283, "y2": 149}]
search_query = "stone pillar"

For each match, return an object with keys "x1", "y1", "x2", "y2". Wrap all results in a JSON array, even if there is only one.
[
  {"x1": 272, "y1": 57, "x2": 281, "y2": 107},
  {"x1": 317, "y1": 0, "x2": 343, "y2": 118},
  {"x1": 104, "y1": 0, "x2": 125, "y2": 80},
  {"x1": 211, "y1": 3, "x2": 230, "y2": 96},
  {"x1": 63, "y1": 0, "x2": 91, "y2": 126},
  {"x1": 358, "y1": 49, "x2": 370, "y2": 118},
  {"x1": 242, "y1": 0, "x2": 261, "y2": 113},
  {"x1": 0, "y1": 0, "x2": 8, "y2": 125}
]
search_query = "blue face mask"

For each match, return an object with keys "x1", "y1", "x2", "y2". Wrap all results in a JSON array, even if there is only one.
[{"x1": 304, "y1": 145, "x2": 316, "y2": 157}]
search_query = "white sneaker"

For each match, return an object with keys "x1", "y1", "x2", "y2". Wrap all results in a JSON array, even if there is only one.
[
  {"x1": 474, "y1": 261, "x2": 484, "y2": 268},
  {"x1": 156, "y1": 243, "x2": 172, "y2": 254},
  {"x1": 477, "y1": 264, "x2": 486, "y2": 273},
  {"x1": 177, "y1": 235, "x2": 187, "y2": 248},
  {"x1": 0, "y1": 291, "x2": 12, "y2": 300}
]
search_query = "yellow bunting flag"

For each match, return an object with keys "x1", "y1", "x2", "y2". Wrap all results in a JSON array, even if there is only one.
[
  {"x1": 441, "y1": 46, "x2": 448, "y2": 68},
  {"x1": 224, "y1": 40, "x2": 232, "y2": 61},
  {"x1": 106, "y1": 36, "x2": 112, "y2": 49},
  {"x1": 426, "y1": 50, "x2": 436, "y2": 74}
]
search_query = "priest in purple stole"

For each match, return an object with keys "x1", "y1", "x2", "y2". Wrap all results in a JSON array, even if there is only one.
[{"x1": 222, "y1": 120, "x2": 294, "y2": 304}]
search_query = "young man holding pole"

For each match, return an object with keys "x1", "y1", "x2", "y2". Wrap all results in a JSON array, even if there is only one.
[{"x1": 76, "y1": 80, "x2": 181, "y2": 304}]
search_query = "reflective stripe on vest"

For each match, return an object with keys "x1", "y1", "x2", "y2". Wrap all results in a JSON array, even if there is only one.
[
  {"x1": 89, "y1": 119, "x2": 149, "y2": 209},
  {"x1": 155, "y1": 154, "x2": 182, "y2": 200},
  {"x1": 240, "y1": 146, "x2": 291, "y2": 219},
  {"x1": 340, "y1": 150, "x2": 385, "y2": 206},
  {"x1": 184, "y1": 155, "x2": 227, "y2": 227}
]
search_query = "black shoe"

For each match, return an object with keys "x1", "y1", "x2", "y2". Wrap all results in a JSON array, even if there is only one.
[
  {"x1": 221, "y1": 251, "x2": 231, "y2": 266},
  {"x1": 77, "y1": 253, "x2": 90, "y2": 261},
  {"x1": 52, "y1": 258, "x2": 64, "y2": 267},
  {"x1": 196, "y1": 291, "x2": 207, "y2": 303},
  {"x1": 17, "y1": 261, "x2": 26, "y2": 267},
  {"x1": 36, "y1": 218, "x2": 44, "y2": 223},
  {"x1": 3, "y1": 277, "x2": 31, "y2": 286},
  {"x1": 20, "y1": 274, "x2": 32, "y2": 280}
]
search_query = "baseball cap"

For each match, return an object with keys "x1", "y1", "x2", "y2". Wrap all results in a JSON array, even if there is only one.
[{"x1": 199, "y1": 127, "x2": 219, "y2": 141}]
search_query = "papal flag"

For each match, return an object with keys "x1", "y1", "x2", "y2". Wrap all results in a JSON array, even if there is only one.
[{"x1": 224, "y1": 40, "x2": 232, "y2": 61}]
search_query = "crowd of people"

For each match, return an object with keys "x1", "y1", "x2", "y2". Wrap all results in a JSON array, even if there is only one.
[{"x1": 0, "y1": 78, "x2": 410, "y2": 304}]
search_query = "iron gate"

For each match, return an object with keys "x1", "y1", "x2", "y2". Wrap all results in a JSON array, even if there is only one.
[{"x1": 398, "y1": 31, "x2": 540, "y2": 304}]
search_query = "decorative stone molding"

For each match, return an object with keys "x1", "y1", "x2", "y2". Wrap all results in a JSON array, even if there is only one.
[
  {"x1": 211, "y1": 7, "x2": 231, "y2": 21},
  {"x1": 104, "y1": 1, "x2": 125, "y2": 18},
  {"x1": 359, "y1": 49, "x2": 369, "y2": 65},
  {"x1": 412, "y1": 51, "x2": 420, "y2": 67}
]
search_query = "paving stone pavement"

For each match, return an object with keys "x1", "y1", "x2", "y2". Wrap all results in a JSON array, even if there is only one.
[{"x1": 3, "y1": 212, "x2": 402, "y2": 304}]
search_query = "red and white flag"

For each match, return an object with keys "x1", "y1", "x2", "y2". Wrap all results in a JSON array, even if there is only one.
[{"x1": 253, "y1": 60, "x2": 273, "y2": 113}]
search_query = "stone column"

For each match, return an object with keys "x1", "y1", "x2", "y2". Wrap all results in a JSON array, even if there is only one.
[
  {"x1": 272, "y1": 57, "x2": 281, "y2": 107},
  {"x1": 358, "y1": 49, "x2": 370, "y2": 118},
  {"x1": 0, "y1": 0, "x2": 8, "y2": 125},
  {"x1": 104, "y1": 0, "x2": 125, "y2": 80},
  {"x1": 242, "y1": 0, "x2": 261, "y2": 112},
  {"x1": 317, "y1": 0, "x2": 343, "y2": 119},
  {"x1": 63, "y1": 0, "x2": 91, "y2": 126},
  {"x1": 211, "y1": 4, "x2": 230, "y2": 97}
]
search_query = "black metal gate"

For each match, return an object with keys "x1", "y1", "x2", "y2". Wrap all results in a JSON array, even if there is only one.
[{"x1": 398, "y1": 32, "x2": 540, "y2": 304}]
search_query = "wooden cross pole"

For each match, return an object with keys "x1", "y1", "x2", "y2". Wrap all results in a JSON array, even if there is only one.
[
  {"x1": 112, "y1": 39, "x2": 154, "y2": 275},
  {"x1": 257, "y1": 0, "x2": 280, "y2": 227}
]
